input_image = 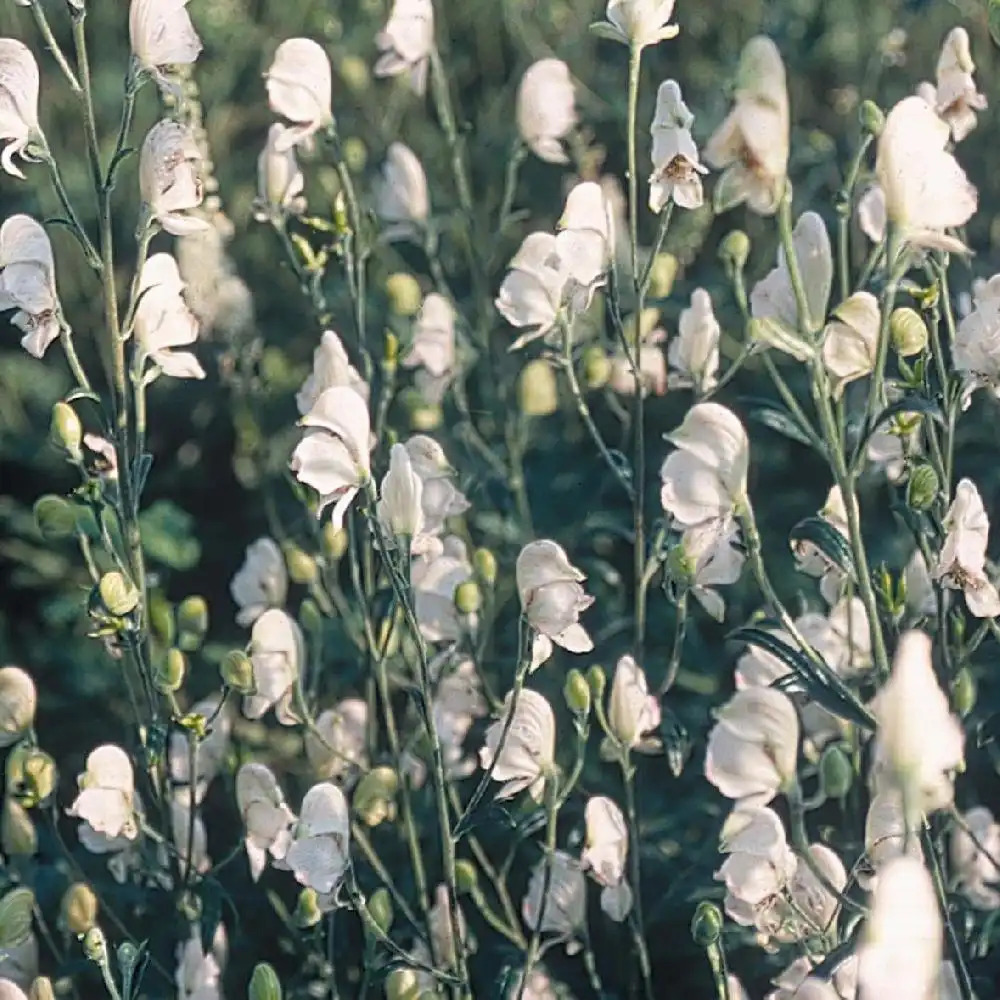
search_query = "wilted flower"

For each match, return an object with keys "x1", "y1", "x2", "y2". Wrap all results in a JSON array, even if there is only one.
[
  {"x1": 0, "y1": 666, "x2": 34, "y2": 747},
  {"x1": 373, "y1": 142, "x2": 429, "y2": 240},
  {"x1": 705, "y1": 36, "x2": 789, "y2": 215},
  {"x1": 479, "y1": 688, "x2": 555, "y2": 801},
  {"x1": 377, "y1": 442, "x2": 424, "y2": 541},
  {"x1": 292, "y1": 386, "x2": 372, "y2": 530},
  {"x1": 305, "y1": 698, "x2": 369, "y2": 784},
  {"x1": 931, "y1": 27, "x2": 986, "y2": 143},
  {"x1": 0, "y1": 214, "x2": 62, "y2": 359},
  {"x1": 230, "y1": 537, "x2": 288, "y2": 627},
  {"x1": 668, "y1": 288, "x2": 719, "y2": 393},
  {"x1": 581, "y1": 796, "x2": 633, "y2": 921},
  {"x1": 875, "y1": 95, "x2": 977, "y2": 253},
  {"x1": 950, "y1": 806, "x2": 1000, "y2": 909},
  {"x1": 286, "y1": 783, "x2": 350, "y2": 895},
  {"x1": 374, "y1": 0, "x2": 433, "y2": 95},
  {"x1": 68, "y1": 745, "x2": 138, "y2": 841},
  {"x1": 139, "y1": 121, "x2": 209, "y2": 236},
  {"x1": 649, "y1": 80, "x2": 707, "y2": 212},
  {"x1": 296, "y1": 329, "x2": 369, "y2": 416},
  {"x1": 253, "y1": 124, "x2": 306, "y2": 221},
  {"x1": 402, "y1": 293, "x2": 456, "y2": 403},
  {"x1": 235, "y1": 762, "x2": 296, "y2": 881},
  {"x1": 244, "y1": 608, "x2": 305, "y2": 725},
  {"x1": 522, "y1": 850, "x2": 586, "y2": 952},
  {"x1": 129, "y1": 0, "x2": 202, "y2": 95},
  {"x1": 822, "y1": 292, "x2": 881, "y2": 398},
  {"x1": 597, "y1": 0, "x2": 679, "y2": 50},
  {"x1": 265, "y1": 38, "x2": 333, "y2": 150},
  {"x1": 0, "y1": 40, "x2": 41, "y2": 180},
  {"x1": 516, "y1": 540, "x2": 594, "y2": 669},
  {"x1": 933, "y1": 478, "x2": 1000, "y2": 618},
  {"x1": 607, "y1": 654, "x2": 661, "y2": 751},
  {"x1": 517, "y1": 59, "x2": 576, "y2": 164},
  {"x1": 705, "y1": 688, "x2": 800, "y2": 806},
  {"x1": 412, "y1": 535, "x2": 476, "y2": 642},
  {"x1": 134, "y1": 254, "x2": 205, "y2": 380}
]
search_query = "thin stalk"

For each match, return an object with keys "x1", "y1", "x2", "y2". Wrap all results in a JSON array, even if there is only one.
[
  {"x1": 659, "y1": 589, "x2": 689, "y2": 695},
  {"x1": 27, "y1": 1, "x2": 81, "y2": 93},
  {"x1": 497, "y1": 139, "x2": 527, "y2": 235},
  {"x1": 836, "y1": 135, "x2": 873, "y2": 303},
  {"x1": 40, "y1": 148, "x2": 101, "y2": 269},
  {"x1": 60, "y1": 323, "x2": 93, "y2": 393},
  {"x1": 621, "y1": 752, "x2": 654, "y2": 1000},
  {"x1": 350, "y1": 821, "x2": 426, "y2": 939}
]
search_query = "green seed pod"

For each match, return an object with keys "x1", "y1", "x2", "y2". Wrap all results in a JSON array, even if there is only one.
[
  {"x1": 586, "y1": 664, "x2": 607, "y2": 704},
  {"x1": 248, "y1": 962, "x2": 282, "y2": 1000},
  {"x1": 284, "y1": 544, "x2": 318, "y2": 585},
  {"x1": 33, "y1": 495, "x2": 78, "y2": 541},
  {"x1": 719, "y1": 230, "x2": 750, "y2": 272},
  {"x1": 952, "y1": 667, "x2": 977, "y2": 718},
  {"x1": 97, "y1": 571, "x2": 140, "y2": 617},
  {"x1": 582, "y1": 344, "x2": 612, "y2": 390},
  {"x1": 368, "y1": 887, "x2": 394, "y2": 932},
  {"x1": 176, "y1": 596, "x2": 209, "y2": 651},
  {"x1": 859, "y1": 99, "x2": 885, "y2": 138},
  {"x1": 563, "y1": 668, "x2": 591, "y2": 716},
  {"x1": 690, "y1": 900, "x2": 723, "y2": 948},
  {"x1": 1, "y1": 797, "x2": 36, "y2": 858},
  {"x1": 294, "y1": 888, "x2": 322, "y2": 929},
  {"x1": 454, "y1": 580, "x2": 482, "y2": 615},
  {"x1": 352, "y1": 766, "x2": 400, "y2": 827},
  {"x1": 220, "y1": 649, "x2": 255, "y2": 695},
  {"x1": 155, "y1": 648, "x2": 187, "y2": 694},
  {"x1": 518, "y1": 359, "x2": 559, "y2": 417},
  {"x1": 647, "y1": 252, "x2": 678, "y2": 298},
  {"x1": 454, "y1": 860, "x2": 479, "y2": 895},
  {"x1": 890, "y1": 306, "x2": 928, "y2": 357},
  {"x1": 60, "y1": 882, "x2": 99, "y2": 935},
  {"x1": 906, "y1": 463, "x2": 940, "y2": 513},
  {"x1": 385, "y1": 273, "x2": 423, "y2": 317},
  {"x1": 819, "y1": 745, "x2": 854, "y2": 800},
  {"x1": 50, "y1": 401, "x2": 83, "y2": 460}
]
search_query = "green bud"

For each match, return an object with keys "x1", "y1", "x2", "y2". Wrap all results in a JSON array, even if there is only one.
[
  {"x1": 582, "y1": 344, "x2": 611, "y2": 389},
  {"x1": 890, "y1": 307, "x2": 928, "y2": 357},
  {"x1": 8, "y1": 747, "x2": 56, "y2": 808},
  {"x1": 402, "y1": 388, "x2": 443, "y2": 431},
  {"x1": 155, "y1": 648, "x2": 187, "y2": 694},
  {"x1": 383, "y1": 330, "x2": 399, "y2": 372},
  {"x1": 1, "y1": 797, "x2": 36, "y2": 857},
  {"x1": 149, "y1": 593, "x2": 176, "y2": 646},
  {"x1": 368, "y1": 887, "x2": 394, "y2": 932},
  {"x1": 322, "y1": 523, "x2": 348, "y2": 561},
  {"x1": 385, "y1": 969, "x2": 421, "y2": 1000},
  {"x1": 952, "y1": 667, "x2": 977, "y2": 718},
  {"x1": 518, "y1": 359, "x2": 559, "y2": 417},
  {"x1": 220, "y1": 649, "x2": 255, "y2": 695},
  {"x1": 176, "y1": 596, "x2": 209, "y2": 651},
  {"x1": 352, "y1": 766, "x2": 399, "y2": 827},
  {"x1": 294, "y1": 887, "x2": 322, "y2": 929},
  {"x1": 586, "y1": 664, "x2": 607, "y2": 704},
  {"x1": 97, "y1": 571, "x2": 140, "y2": 617},
  {"x1": 906, "y1": 463, "x2": 939, "y2": 513},
  {"x1": 719, "y1": 230, "x2": 750, "y2": 272},
  {"x1": 339, "y1": 54, "x2": 370, "y2": 94},
  {"x1": 859, "y1": 99, "x2": 885, "y2": 138},
  {"x1": 33, "y1": 495, "x2": 77, "y2": 541},
  {"x1": 0, "y1": 888, "x2": 34, "y2": 949},
  {"x1": 454, "y1": 580, "x2": 482, "y2": 615},
  {"x1": 343, "y1": 137, "x2": 367, "y2": 174},
  {"x1": 622, "y1": 307, "x2": 660, "y2": 348},
  {"x1": 454, "y1": 860, "x2": 479, "y2": 895},
  {"x1": 690, "y1": 900, "x2": 723, "y2": 948},
  {"x1": 819, "y1": 745, "x2": 853, "y2": 800},
  {"x1": 299, "y1": 598, "x2": 324, "y2": 636},
  {"x1": 647, "y1": 252, "x2": 678, "y2": 298},
  {"x1": 249, "y1": 962, "x2": 283, "y2": 1000},
  {"x1": 50, "y1": 401, "x2": 83, "y2": 460},
  {"x1": 284, "y1": 544, "x2": 318, "y2": 585},
  {"x1": 29, "y1": 977, "x2": 56, "y2": 1000},
  {"x1": 473, "y1": 547, "x2": 497, "y2": 587},
  {"x1": 563, "y1": 668, "x2": 591, "y2": 716},
  {"x1": 60, "y1": 883, "x2": 98, "y2": 935},
  {"x1": 385, "y1": 273, "x2": 423, "y2": 317},
  {"x1": 82, "y1": 926, "x2": 107, "y2": 964}
]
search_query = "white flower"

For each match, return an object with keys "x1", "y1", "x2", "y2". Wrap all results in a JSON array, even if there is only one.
[
  {"x1": 286, "y1": 782, "x2": 350, "y2": 894},
  {"x1": 377, "y1": 442, "x2": 424, "y2": 540},
  {"x1": 139, "y1": 121, "x2": 209, "y2": 236},
  {"x1": 857, "y1": 856, "x2": 942, "y2": 1000},
  {"x1": 750, "y1": 210, "x2": 832, "y2": 351},
  {"x1": 230, "y1": 536, "x2": 288, "y2": 627},
  {"x1": 607, "y1": 654, "x2": 661, "y2": 751},
  {"x1": 668, "y1": 288, "x2": 719, "y2": 393},
  {"x1": 705, "y1": 688, "x2": 799, "y2": 806},
  {"x1": 235, "y1": 762, "x2": 295, "y2": 881},
  {"x1": 374, "y1": 0, "x2": 433, "y2": 95},
  {"x1": 785, "y1": 844, "x2": 846, "y2": 940},
  {"x1": 296, "y1": 329, "x2": 369, "y2": 417},
  {"x1": 305, "y1": 698, "x2": 369, "y2": 784},
  {"x1": 134, "y1": 253, "x2": 205, "y2": 380},
  {"x1": 412, "y1": 535, "x2": 475, "y2": 642},
  {"x1": 434, "y1": 659, "x2": 487, "y2": 779},
  {"x1": 0, "y1": 39, "x2": 41, "y2": 180},
  {"x1": 68, "y1": 745, "x2": 138, "y2": 841},
  {"x1": 244, "y1": 608, "x2": 305, "y2": 725},
  {"x1": 557, "y1": 181, "x2": 612, "y2": 312},
  {"x1": 516, "y1": 540, "x2": 594, "y2": 669},
  {"x1": 649, "y1": 80, "x2": 707, "y2": 212},
  {"x1": 933, "y1": 478, "x2": 1000, "y2": 618},
  {"x1": 599, "y1": 0, "x2": 679, "y2": 50},
  {"x1": 609, "y1": 326, "x2": 667, "y2": 397},
  {"x1": 953, "y1": 273, "x2": 1000, "y2": 408},
  {"x1": 904, "y1": 549, "x2": 938, "y2": 618},
  {"x1": 867, "y1": 413, "x2": 920, "y2": 483},
  {"x1": 0, "y1": 214, "x2": 62, "y2": 359},
  {"x1": 175, "y1": 924, "x2": 225, "y2": 1000},
  {"x1": 872, "y1": 631, "x2": 964, "y2": 814},
  {"x1": 522, "y1": 850, "x2": 586, "y2": 952},
  {"x1": 705, "y1": 36, "x2": 789, "y2": 215},
  {"x1": 517, "y1": 59, "x2": 576, "y2": 164},
  {"x1": 292, "y1": 386, "x2": 372, "y2": 531},
  {"x1": 265, "y1": 38, "x2": 333, "y2": 150},
  {"x1": 581, "y1": 796, "x2": 633, "y2": 921},
  {"x1": 660, "y1": 402, "x2": 749, "y2": 529},
  {"x1": 674, "y1": 519, "x2": 745, "y2": 622},
  {"x1": 950, "y1": 805, "x2": 1000, "y2": 909},
  {"x1": 478, "y1": 688, "x2": 555, "y2": 801},
  {"x1": 253, "y1": 123, "x2": 306, "y2": 221},
  {"x1": 404, "y1": 435, "x2": 469, "y2": 535},
  {"x1": 876, "y1": 95, "x2": 977, "y2": 253},
  {"x1": 791, "y1": 486, "x2": 850, "y2": 605},
  {"x1": 0, "y1": 666, "x2": 34, "y2": 746},
  {"x1": 495, "y1": 232, "x2": 567, "y2": 344},
  {"x1": 129, "y1": 0, "x2": 202, "y2": 95},
  {"x1": 374, "y1": 142, "x2": 429, "y2": 240},
  {"x1": 168, "y1": 695, "x2": 232, "y2": 805},
  {"x1": 821, "y1": 291, "x2": 881, "y2": 398},
  {"x1": 0, "y1": 982, "x2": 27, "y2": 1000},
  {"x1": 402, "y1": 293, "x2": 456, "y2": 403},
  {"x1": 857, "y1": 183, "x2": 887, "y2": 244},
  {"x1": 932, "y1": 27, "x2": 986, "y2": 143},
  {"x1": 863, "y1": 789, "x2": 914, "y2": 885}
]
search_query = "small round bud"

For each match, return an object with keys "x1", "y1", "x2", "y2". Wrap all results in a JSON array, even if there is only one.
[
  {"x1": 563, "y1": 669, "x2": 591, "y2": 716},
  {"x1": 586, "y1": 664, "x2": 607, "y2": 704},
  {"x1": 889, "y1": 307, "x2": 928, "y2": 357},
  {"x1": 454, "y1": 580, "x2": 482, "y2": 615},
  {"x1": 906, "y1": 463, "x2": 939, "y2": 513},
  {"x1": 82, "y1": 926, "x2": 108, "y2": 964},
  {"x1": 690, "y1": 900, "x2": 723, "y2": 948},
  {"x1": 249, "y1": 962, "x2": 283, "y2": 1000},
  {"x1": 518, "y1": 359, "x2": 559, "y2": 417},
  {"x1": 298, "y1": 598, "x2": 324, "y2": 636},
  {"x1": 352, "y1": 766, "x2": 400, "y2": 827},
  {"x1": 0, "y1": 667, "x2": 36, "y2": 745},
  {"x1": 155, "y1": 648, "x2": 187, "y2": 694},
  {"x1": 818, "y1": 745, "x2": 853, "y2": 800},
  {"x1": 343, "y1": 137, "x2": 367, "y2": 174},
  {"x1": 952, "y1": 667, "x2": 977, "y2": 718},
  {"x1": 368, "y1": 887, "x2": 394, "y2": 933},
  {"x1": 454, "y1": 860, "x2": 479, "y2": 895},
  {"x1": 60, "y1": 883, "x2": 99, "y2": 935},
  {"x1": 50, "y1": 402, "x2": 83, "y2": 460},
  {"x1": 582, "y1": 345, "x2": 612, "y2": 389},
  {"x1": 12, "y1": 749, "x2": 56, "y2": 807},
  {"x1": 647, "y1": 252, "x2": 678, "y2": 298},
  {"x1": 719, "y1": 230, "x2": 750, "y2": 272},
  {"x1": 339, "y1": 54, "x2": 370, "y2": 94},
  {"x1": 473, "y1": 548, "x2": 497, "y2": 588},
  {"x1": 294, "y1": 887, "x2": 322, "y2": 929},
  {"x1": 385, "y1": 273, "x2": 423, "y2": 317},
  {"x1": 859, "y1": 99, "x2": 885, "y2": 138},
  {"x1": 322, "y1": 523, "x2": 348, "y2": 561},
  {"x1": 622, "y1": 307, "x2": 660, "y2": 348},
  {"x1": 34, "y1": 495, "x2": 78, "y2": 541},
  {"x1": 148, "y1": 593, "x2": 176, "y2": 646},
  {"x1": 176, "y1": 596, "x2": 209, "y2": 651},
  {"x1": 385, "y1": 969, "x2": 421, "y2": 1000},
  {"x1": 284, "y1": 544, "x2": 318, "y2": 585},
  {"x1": 402, "y1": 389, "x2": 443, "y2": 431},
  {"x1": 97, "y1": 571, "x2": 140, "y2": 617},
  {"x1": 1, "y1": 797, "x2": 36, "y2": 857},
  {"x1": 29, "y1": 977, "x2": 56, "y2": 1000},
  {"x1": 220, "y1": 649, "x2": 255, "y2": 695}
]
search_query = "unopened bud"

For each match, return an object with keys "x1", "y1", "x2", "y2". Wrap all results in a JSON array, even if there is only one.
[
  {"x1": 50, "y1": 402, "x2": 82, "y2": 460},
  {"x1": 176, "y1": 596, "x2": 209, "y2": 651},
  {"x1": 1, "y1": 798, "x2": 36, "y2": 857},
  {"x1": 34, "y1": 495, "x2": 78, "y2": 541},
  {"x1": 299, "y1": 598, "x2": 324, "y2": 636},
  {"x1": 28, "y1": 977, "x2": 56, "y2": 1000},
  {"x1": 906, "y1": 463, "x2": 939, "y2": 512},
  {"x1": 719, "y1": 230, "x2": 750, "y2": 272},
  {"x1": 586, "y1": 664, "x2": 607, "y2": 704},
  {"x1": 385, "y1": 969, "x2": 421, "y2": 1000},
  {"x1": 454, "y1": 580, "x2": 482, "y2": 615},
  {"x1": 343, "y1": 137, "x2": 367, "y2": 174},
  {"x1": 60, "y1": 883, "x2": 99, "y2": 935},
  {"x1": 647, "y1": 252, "x2": 678, "y2": 298},
  {"x1": 0, "y1": 887, "x2": 34, "y2": 948},
  {"x1": 155, "y1": 648, "x2": 186, "y2": 694},
  {"x1": 473, "y1": 548, "x2": 497, "y2": 588},
  {"x1": 582, "y1": 345, "x2": 611, "y2": 389},
  {"x1": 454, "y1": 860, "x2": 478, "y2": 895},
  {"x1": 690, "y1": 900, "x2": 723, "y2": 948},
  {"x1": 9, "y1": 748, "x2": 56, "y2": 807},
  {"x1": 403, "y1": 389, "x2": 443, "y2": 431},
  {"x1": 283, "y1": 544, "x2": 318, "y2": 585},
  {"x1": 819, "y1": 745, "x2": 853, "y2": 800},
  {"x1": 322, "y1": 523, "x2": 348, "y2": 561},
  {"x1": 952, "y1": 667, "x2": 977, "y2": 717},
  {"x1": 368, "y1": 887, "x2": 394, "y2": 932},
  {"x1": 294, "y1": 887, "x2": 322, "y2": 929},
  {"x1": 563, "y1": 668, "x2": 591, "y2": 716},
  {"x1": 859, "y1": 99, "x2": 885, "y2": 138},
  {"x1": 352, "y1": 766, "x2": 399, "y2": 827},
  {"x1": 339, "y1": 54, "x2": 370, "y2": 94},
  {"x1": 383, "y1": 330, "x2": 399, "y2": 371},
  {"x1": 249, "y1": 962, "x2": 282, "y2": 1000},
  {"x1": 385, "y1": 273, "x2": 422, "y2": 317},
  {"x1": 518, "y1": 359, "x2": 559, "y2": 417},
  {"x1": 82, "y1": 926, "x2": 107, "y2": 964},
  {"x1": 889, "y1": 306, "x2": 928, "y2": 357},
  {"x1": 220, "y1": 649, "x2": 255, "y2": 695},
  {"x1": 97, "y1": 571, "x2": 140, "y2": 617},
  {"x1": 148, "y1": 593, "x2": 175, "y2": 645},
  {"x1": 0, "y1": 667, "x2": 36, "y2": 744}
]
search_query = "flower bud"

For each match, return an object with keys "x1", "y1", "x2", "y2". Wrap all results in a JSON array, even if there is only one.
[
  {"x1": 249, "y1": 962, "x2": 282, "y2": 1000},
  {"x1": 283, "y1": 544, "x2": 318, "y2": 585},
  {"x1": 352, "y1": 766, "x2": 400, "y2": 827},
  {"x1": 298, "y1": 598, "x2": 324, "y2": 636},
  {"x1": 60, "y1": 883, "x2": 98, "y2": 935},
  {"x1": 906, "y1": 463, "x2": 939, "y2": 512},
  {"x1": 339, "y1": 54, "x2": 370, "y2": 94},
  {"x1": 383, "y1": 330, "x2": 399, "y2": 372},
  {"x1": 50, "y1": 402, "x2": 82, "y2": 460},
  {"x1": 402, "y1": 388, "x2": 443, "y2": 431},
  {"x1": 719, "y1": 230, "x2": 750, "y2": 272},
  {"x1": 454, "y1": 860, "x2": 479, "y2": 895},
  {"x1": 0, "y1": 887, "x2": 33, "y2": 949},
  {"x1": 155, "y1": 648, "x2": 186, "y2": 694},
  {"x1": 385, "y1": 969, "x2": 421, "y2": 1000},
  {"x1": 385, "y1": 273, "x2": 423, "y2": 317},
  {"x1": 7, "y1": 747, "x2": 55, "y2": 808},
  {"x1": 322, "y1": 523, "x2": 349, "y2": 561},
  {"x1": 33, "y1": 495, "x2": 77, "y2": 541},
  {"x1": 586, "y1": 664, "x2": 607, "y2": 704},
  {"x1": 0, "y1": 666, "x2": 36, "y2": 745},
  {"x1": 220, "y1": 649, "x2": 255, "y2": 695},
  {"x1": 473, "y1": 548, "x2": 497, "y2": 588},
  {"x1": 29, "y1": 977, "x2": 56, "y2": 1000},
  {"x1": 176, "y1": 596, "x2": 209, "y2": 651},
  {"x1": 819, "y1": 745, "x2": 853, "y2": 800},
  {"x1": 889, "y1": 306, "x2": 928, "y2": 357},
  {"x1": 1, "y1": 797, "x2": 36, "y2": 857},
  {"x1": 82, "y1": 925, "x2": 107, "y2": 964},
  {"x1": 97, "y1": 571, "x2": 140, "y2": 617},
  {"x1": 148, "y1": 593, "x2": 175, "y2": 646},
  {"x1": 647, "y1": 252, "x2": 678, "y2": 298},
  {"x1": 518, "y1": 359, "x2": 559, "y2": 417},
  {"x1": 563, "y1": 668, "x2": 591, "y2": 716},
  {"x1": 952, "y1": 667, "x2": 977, "y2": 718},
  {"x1": 368, "y1": 887, "x2": 394, "y2": 932},
  {"x1": 454, "y1": 580, "x2": 482, "y2": 615},
  {"x1": 582, "y1": 345, "x2": 612, "y2": 389},
  {"x1": 294, "y1": 887, "x2": 322, "y2": 929},
  {"x1": 690, "y1": 900, "x2": 723, "y2": 948},
  {"x1": 859, "y1": 99, "x2": 885, "y2": 138},
  {"x1": 343, "y1": 137, "x2": 367, "y2": 174}
]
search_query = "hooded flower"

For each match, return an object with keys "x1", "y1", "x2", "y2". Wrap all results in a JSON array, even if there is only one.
[
  {"x1": 931, "y1": 27, "x2": 986, "y2": 143},
  {"x1": 230, "y1": 537, "x2": 288, "y2": 627},
  {"x1": 235, "y1": 762, "x2": 295, "y2": 880},
  {"x1": 557, "y1": 181, "x2": 612, "y2": 312},
  {"x1": 265, "y1": 38, "x2": 333, "y2": 150},
  {"x1": 174, "y1": 924, "x2": 225, "y2": 1000},
  {"x1": 791, "y1": 486, "x2": 850, "y2": 605},
  {"x1": 516, "y1": 540, "x2": 594, "y2": 669},
  {"x1": 129, "y1": 0, "x2": 202, "y2": 95},
  {"x1": 404, "y1": 435, "x2": 469, "y2": 536},
  {"x1": 953, "y1": 273, "x2": 1000, "y2": 408},
  {"x1": 950, "y1": 806, "x2": 1000, "y2": 910},
  {"x1": 660, "y1": 402, "x2": 749, "y2": 529},
  {"x1": 705, "y1": 688, "x2": 800, "y2": 806},
  {"x1": 822, "y1": 291, "x2": 881, "y2": 398},
  {"x1": 377, "y1": 442, "x2": 424, "y2": 541},
  {"x1": 412, "y1": 535, "x2": 476, "y2": 642},
  {"x1": 581, "y1": 796, "x2": 633, "y2": 921},
  {"x1": 672, "y1": 519, "x2": 745, "y2": 621},
  {"x1": 479, "y1": 688, "x2": 555, "y2": 801},
  {"x1": 522, "y1": 850, "x2": 587, "y2": 952},
  {"x1": 669, "y1": 288, "x2": 719, "y2": 393},
  {"x1": 0, "y1": 666, "x2": 34, "y2": 747},
  {"x1": 373, "y1": 142, "x2": 429, "y2": 240},
  {"x1": 517, "y1": 59, "x2": 576, "y2": 164},
  {"x1": 857, "y1": 183, "x2": 887, "y2": 244},
  {"x1": 705, "y1": 36, "x2": 789, "y2": 215},
  {"x1": 0, "y1": 39, "x2": 41, "y2": 180},
  {"x1": 402, "y1": 293, "x2": 456, "y2": 402},
  {"x1": 606, "y1": 654, "x2": 661, "y2": 754},
  {"x1": 933, "y1": 478, "x2": 1000, "y2": 618},
  {"x1": 68, "y1": 745, "x2": 138, "y2": 841},
  {"x1": 305, "y1": 698, "x2": 369, "y2": 785},
  {"x1": 597, "y1": 0, "x2": 679, "y2": 50},
  {"x1": 495, "y1": 232, "x2": 567, "y2": 344},
  {"x1": 433, "y1": 658, "x2": 488, "y2": 779},
  {"x1": 649, "y1": 80, "x2": 707, "y2": 212},
  {"x1": 286, "y1": 782, "x2": 350, "y2": 895},
  {"x1": 253, "y1": 123, "x2": 306, "y2": 221},
  {"x1": 875, "y1": 95, "x2": 977, "y2": 253},
  {"x1": 609, "y1": 324, "x2": 667, "y2": 397},
  {"x1": 134, "y1": 253, "x2": 205, "y2": 380},
  {"x1": 862, "y1": 790, "x2": 914, "y2": 886},
  {"x1": 139, "y1": 120, "x2": 209, "y2": 236},
  {"x1": 296, "y1": 329, "x2": 369, "y2": 416},
  {"x1": 244, "y1": 608, "x2": 305, "y2": 725},
  {"x1": 292, "y1": 386, "x2": 372, "y2": 530},
  {"x1": 0, "y1": 214, "x2": 61, "y2": 359},
  {"x1": 374, "y1": 0, "x2": 433, "y2": 95}
]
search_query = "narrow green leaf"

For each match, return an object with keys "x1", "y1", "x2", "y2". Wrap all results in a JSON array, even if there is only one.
[
  {"x1": 742, "y1": 396, "x2": 821, "y2": 451},
  {"x1": 789, "y1": 516, "x2": 856, "y2": 578}
]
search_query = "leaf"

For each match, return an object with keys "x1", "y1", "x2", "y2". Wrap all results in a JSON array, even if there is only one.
[
  {"x1": 65, "y1": 387, "x2": 102, "y2": 405},
  {"x1": 789, "y1": 516, "x2": 856, "y2": 578},
  {"x1": 729, "y1": 626, "x2": 875, "y2": 731},
  {"x1": 139, "y1": 499, "x2": 201, "y2": 571},
  {"x1": 742, "y1": 396, "x2": 822, "y2": 451},
  {"x1": 0, "y1": 887, "x2": 34, "y2": 949},
  {"x1": 855, "y1": 394, "x2": 943, "y2": 461},
  {"x1": 588, "y1": 21, "x2": 627, "y2": 43}
]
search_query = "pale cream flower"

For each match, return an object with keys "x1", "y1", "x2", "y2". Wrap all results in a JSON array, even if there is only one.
[
  {"x1": 933, "y1": 27, "x2": 986, "y2": 143},
  {"x1": 412, "y1": 535, "x2": 476, "y2": 642},
  {"x1": 230, "y1": 537, "x2": 288, "y2": 627},
  {"x1": 674, "y1": 519, "x2": 745, "y2": 622},
  {"x1": 286, "y1": 782, "x2": 350, "y2": 894},
  {"x1": 863, "y1": 789, "x2": 914, "y2": 886},
  {"x1": 821, "y1": 291, "x2": 881, "y2": 398},
  {"x1": 609, "y1": 327, "x2": 667, "y2": 397},
  {"x1": 0, "y1": 666, "x2": 34, "y2": 747},
  {"x1": 175, "y1": 923, "x2": 226, "y2": 1000},
  {"x1": 557, "y1": 181, "x2": 611, "y2": 313},
  {"x1": 265, "y1": 38, "x2": 333, "y2": 150},
  {"x1": 244, "y1": 608, "x2": 305, "y2": 725},
  {"x1": 0, "y1": 981, "x2": 27, "y2": 1000},
  {"x1": 950, "y1": 805, "x2": 1000, "y2": 909},
  {"x1": 171, "y1": 799, "x2": 210, "y2": 880},
  {"x1": 134, "y1": 253, "x2": 205, "y2": 380},
  {"x1": 954, "y1": 273, "x2": 1000, "y2": 408},
  {"x1": 857, "y1": 183, "x2": 887, "y2": 244},
  {"x1": 599, "y1": 0, "x2": 679, "y2": 50},
  {"x1": 668, "y1": 287, "x2": 719, "y2": 394},
  {"x1": 253, "y1": 123, "x2": 306, "y2": 221},
  {"x1": 129, "y1": 0, "x2": 202, "y2": 95},
  {"x1": 517, "y1": 59, "x2": 576, "y2": 164},
  {"x1": 933, "y1": 478, "x2": 1000, "y2": 618},
  {"x1": 374, "y1": 142, "x2": 429, "y2": 240},
  {"x1": 139, "y1": 120, "x2": 209, "y2": 236},
  {"x1": 374, "y1": 0, "x2": 433, "y2": 96},
  {"x1": 607, "y1": 654, "x2": 661, "y2": 751},
  {"x1": 791, "y1": 485, "x2": 850, "y2": 605},
  {"x1": 305, "y1": 698, "x2": 369, "y2": 785},
  {"x1": 296, "y1": 329, "x2": 369, "y2": 416},
  {"x1": 904, "y1": 549, "x2": 938, "y2": 618},
  {"x1": 377, "y1": 442, "x2": 424, "y2": 540},
  {"x1": 0, "y1": 214, "x2": 62, "y2": 359},
  {"x1": 0, "y1": 939, "x2": 37, "y2": 996},
  {"x1": 235, "y1": 762, "x2": 295, "y2": 881},
  {"x1": 649, "y1": 80, "x2": 707, "y2": 212},
  {"x1": 433, "y1": 658, "x2": 487, "y2": 780},
  {"x1": 522, "y1": 850, "x2": 586, "y2": 951},
  {"x1": 0, "y1": 39, "x2": 41, "y2": 180},
  {"x1": 581, "y1": 795, "x2": 633, "y2": 921},
  {"x1": 402, "y1": 293, "x2": 456, "y2": 403},
  {"x1": 68, "y1": 745, "x2": 138, "y2": 841},
  {"x1": 495, "y1": 232, "x2": 567, "y2": 344},
  {"x1": 705, "y1": 36, "x2": 789, "y2": 215},
  {"x1": 404, "y1": 435, "x2": 470, "y2": 536},
  {"x1": 479, "y1": 688, "x2": 555, "y2": 801}
]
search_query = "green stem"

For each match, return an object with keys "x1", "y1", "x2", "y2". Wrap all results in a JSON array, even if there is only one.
[
  {"x1": 60, "y1": 323, "x2": 93, "y2": 393},
  {"x1": 350, "y1": 821, "x2": 426, "y2": 938},
  {"x1": 27, "y1": 0, "x2": 82, "y2": 93},
  {"x1": 836, "y1": 135, "x2": 873, "y2": 303},
  {"x1": 621, "y1": 751, "x2": 655, "y2": 1000},
  {"x1": 40, "y1": 147, "x2": 101, "y2": 269}
]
